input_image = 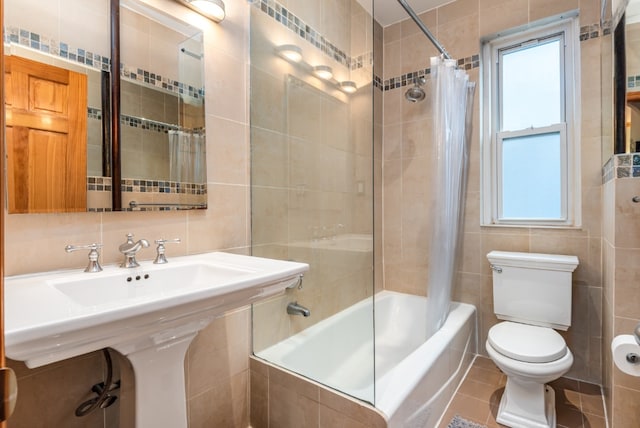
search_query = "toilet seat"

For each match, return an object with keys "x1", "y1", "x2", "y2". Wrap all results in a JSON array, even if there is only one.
[{"x1": 488, "y1": 321, "x2": 567, "y2": 363}]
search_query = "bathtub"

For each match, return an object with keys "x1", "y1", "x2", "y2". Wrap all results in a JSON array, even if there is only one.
[{"x1": 254, "y1": 290, "x2": 477, "y2": 427}]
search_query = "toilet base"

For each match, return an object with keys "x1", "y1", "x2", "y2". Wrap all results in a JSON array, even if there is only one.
[{"x1": 496, "y1": 379, "x2": 556, "y2": 428}]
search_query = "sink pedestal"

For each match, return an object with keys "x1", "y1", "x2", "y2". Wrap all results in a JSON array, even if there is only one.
[{"x1": 114, "y1": 333, "x2": 197, "y2": 428}]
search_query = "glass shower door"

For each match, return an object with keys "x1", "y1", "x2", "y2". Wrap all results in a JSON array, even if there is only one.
[{"x1": 249, "y1": 0, "x2": 375, "y2": 404}]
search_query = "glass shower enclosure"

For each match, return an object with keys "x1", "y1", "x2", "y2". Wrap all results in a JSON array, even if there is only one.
[{"x1": 249, "y1": 0, "x2": 376, "y2": 404}]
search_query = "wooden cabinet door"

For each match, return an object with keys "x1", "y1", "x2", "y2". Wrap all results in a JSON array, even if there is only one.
[{"x1": 5, "y1": 56, "x2": 87, "y2": 213}]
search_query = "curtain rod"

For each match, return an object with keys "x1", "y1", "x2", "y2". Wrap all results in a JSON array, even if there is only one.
[{"x1": 396, "y1": 0, "x2": 452, "y2": 60}]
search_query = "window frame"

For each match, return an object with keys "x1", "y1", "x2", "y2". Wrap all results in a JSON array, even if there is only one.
[{"x1": 480, "y1": 15, "x2": 581, "y2": 227}]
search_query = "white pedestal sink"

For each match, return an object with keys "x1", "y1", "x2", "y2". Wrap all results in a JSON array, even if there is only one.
[{"x1": 4, "y1": 252, "x2": 308, "y2": 428}]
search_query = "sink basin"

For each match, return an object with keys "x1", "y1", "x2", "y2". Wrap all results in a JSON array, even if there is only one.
[
  {"x1": 5, "y1": 252, "x2": 308, "y2": 428},
  {"x1": 50, "y1": 261, "x2": 257, "y2": 307}
]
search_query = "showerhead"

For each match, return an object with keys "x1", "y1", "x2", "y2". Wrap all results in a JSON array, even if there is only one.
[
  {"x1": 405, "y1": 86, "x2": 425, "y2": 103},
  {"x1": 404, "y1": 76, "x2": 426, "y2": 103}
]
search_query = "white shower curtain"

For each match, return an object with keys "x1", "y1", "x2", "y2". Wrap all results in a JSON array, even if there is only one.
[
  {"x1": 425, "y1": 57, "x2": 476, "y2": 339},
  {"x1": 169, "y1": 130, "x2": 206, "y2": 184}
]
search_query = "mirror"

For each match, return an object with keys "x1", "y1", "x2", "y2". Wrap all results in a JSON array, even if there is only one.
[
  {"x1": 625, "y1": 0, "x2": 640, "y2": 151},
  {"x1": 119, "y1": 0, "x2": 207, "y2": 211},
  {"x1": 4, "y1": 0, "x2": 111, "y2": 213},
  {"x1": 3, "y1": 0, "x2": 207, "y2": 213}
]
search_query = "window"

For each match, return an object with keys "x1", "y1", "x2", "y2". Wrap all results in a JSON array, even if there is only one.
[{"x1": 481, "y1": 16, "x2": 580, "y2": 227}]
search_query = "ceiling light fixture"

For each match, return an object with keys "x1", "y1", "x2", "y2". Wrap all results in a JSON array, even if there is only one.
[
  {"x1": 273, "y1": 47, "x2": 356, "y2": 96},
  {"x1": 276, "y1": 44, "x2": 303, "y2": 63},
  {"x1": 312, "y1": 65, "x2": 333, "y2": 80},
  {"x1": 178, "y1": 0, "x2": 226, "y2": 23},
  {"x1": 339, "y1": 81, "x2": 357, "y2": 94}
]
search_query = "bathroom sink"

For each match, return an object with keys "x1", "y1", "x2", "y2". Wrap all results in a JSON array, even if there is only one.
[
  {"x1": 5, "y1": 252, "x2": 308, "y2": 428},
  {"x1": 5, "y1": 252, "x2": 308, "y2": 368},
  {"x1": 50, "y1": 261, "x2": 257, "y2": 307}
]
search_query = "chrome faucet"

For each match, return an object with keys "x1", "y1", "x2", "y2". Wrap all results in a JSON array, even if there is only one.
[
  {"x1": 153, "y1": 238, "x2": 181, "y2": 264},
  {"x1": 287, "y1": 302, "x2": 311, "y2": 317},
  {"x1": 65, "y1": 243, "x2": 103, "y2": 272},
  {"x1": 119, "y1": 233, "x2": 150, "y2": 268}
]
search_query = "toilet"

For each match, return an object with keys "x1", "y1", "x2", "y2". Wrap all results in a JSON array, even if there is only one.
[{"x1": 485, "y1": 251, "x2": 579, "y2": 428}]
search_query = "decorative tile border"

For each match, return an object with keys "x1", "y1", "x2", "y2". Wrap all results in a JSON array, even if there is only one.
[
  {"x1": 88, "y1": 108, "x2": 187, "y2": 134},
  {"x1": 253, "y1": 0, "x2": 346, "y2": 66},
  {"x1": 121, "y1": 65, "x2": 204, "y2": 100},
  {"x1": 87, "y1": 176, "x2": 207, "y2": 212},
  {"x1": 251, "y1": 0, "x2": 371, "y2": 72},
  {"x1": 628, "y1": 74, "x2": 640, "y2": 90},
  {"x1": 380, "y1": 55, "x2": 480, "y2": 92},
  {"x1": 5, "y1": 27, "x2": 111, "y2": 71},
  {"x1": 4, "y1": 26, "x2": 204, "y2": 99},
  {"x1": 87, "y1": 176, "x2": 112, "y2": 192},
  {"x1": 121, "y1": 114, "x2": 180, "y2": 133},
  {"x1": 579, "y1": 22, "x2": 609, "y2": 41},
  {"x1": 87, "y1": 176, "x2": 206, "y2": 195},
  {"x1": 121, "y1": 179, "x2": 207, "y2": 195},
  {"x1": 88, "y1": 107, "x2": 102, "y2": 121},
  {"x1": 602, "y1": 153, "x2": 640, "y2": 183}
]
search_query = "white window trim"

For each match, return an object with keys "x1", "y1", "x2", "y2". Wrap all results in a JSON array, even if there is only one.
[{"x1": 480, "y1": 14, "x2": 581, "y2": 228}]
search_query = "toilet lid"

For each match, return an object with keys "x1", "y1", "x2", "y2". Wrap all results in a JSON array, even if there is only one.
[{"x1": 488, "y1": 322, "x2": 567, "y2": 363}]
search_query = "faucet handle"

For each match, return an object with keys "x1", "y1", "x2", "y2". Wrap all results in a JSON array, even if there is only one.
[
  {"x1": 65, "y1": 243, "x2": 103, "y2": 273},
  {"x1": 153, "y1": 238, "x2": 181, "y2": 264}
]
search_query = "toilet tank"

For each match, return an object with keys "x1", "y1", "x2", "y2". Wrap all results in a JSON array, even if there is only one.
[{"x1": 487, "y1": 251, "x2": 579, "y2": 330}]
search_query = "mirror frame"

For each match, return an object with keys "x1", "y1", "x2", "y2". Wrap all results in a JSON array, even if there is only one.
[
  {"x1": 111, "y1": 0, "x2": 122, "y2": 211},
  {"x1": 615, "y1": 15, "x2": 627, "y2": 154}
]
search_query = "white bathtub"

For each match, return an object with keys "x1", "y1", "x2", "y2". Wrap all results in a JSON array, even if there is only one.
[{"x1": 255, "y1": 290, "x2": 477, "y2": 427}]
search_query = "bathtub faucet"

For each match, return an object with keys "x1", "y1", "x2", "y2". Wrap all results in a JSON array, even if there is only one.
[{"x1": 287, "y1": 302, "x2": 311, "y2": 317}]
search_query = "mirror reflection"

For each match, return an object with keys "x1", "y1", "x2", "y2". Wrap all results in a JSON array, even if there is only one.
[
  {"x1": 3, "y1": 0, "x2": 207, "y2": 213},
  {"x1": 4, "y1": 0, "x2": 110, "y2": 213},
  {"x1": 119, "y1": 0, "x2": 207, "y2": 211},
  {"x1": 626, "y1": 0, "x2": 640, "y2": 152}
]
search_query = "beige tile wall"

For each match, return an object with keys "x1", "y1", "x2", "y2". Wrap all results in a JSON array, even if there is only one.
[
  {"x1": 249, "y1": 0, "x2": 375, "y2": 353},
  {"x1": 5, "y1": 0, "x2": 251, "y2": 426},
  {"x1": 382, "y1": 0, "x2": 604, "y2": 384},
  {"x1": 602, "y1": 175, "x2": 640, "y2": 428}
]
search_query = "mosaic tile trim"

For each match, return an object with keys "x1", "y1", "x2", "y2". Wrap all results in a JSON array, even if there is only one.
[
  {"x1": 579, "y1": 21, "x2": 611, "y2": 42},
  {"x1": 88, "y1": 107, "x2": 102, "y2": 121},
  {"x1": 351, "y1": 52, "x2": 373, "y2": 71},
  {"x1": 381, "y1": 55, "x2": 479, "y2": 92},
  {"x1": 602, "y1": 153, "x2": 640, "y2": 183},
  {"x1": 88, "y1": 109, "x2": 187, "y2": 134},
  {"x1": 121, "y1": 114, "x2": 180, "y2": 133},
  {"x1": 251, "y1": 0, "x2": 372, "y2": 71},
  {"x1": 121, "y1": 65, "x2": 204, "y2": 100},
  {"x1": 126, "y1": 204, "x2": 205, "y2": 212},
  {"x1": 579, "y1": 23, "x2": 607, "y2": 41},
  {"x1": 87, "y1": 177, "x2": 206, "y2": 196},
  {"x1": 4, "y1": 26, "x2": 204, "y2": 99},
  {"x1": 87, "y1": 176, "x2": 112, "y2": 192},
  {"x1": 628, "y1": 74, "x2": 640, "y2": 90},
  {"x1": 6, "y1": 26, "x2": 110, "y2": 71},
  {"x1": 86, "y1": 176, "x2": 206, "y2": 211},
  {"x1": 121, "y1": 179, "x2": 207, "y2": 196}
]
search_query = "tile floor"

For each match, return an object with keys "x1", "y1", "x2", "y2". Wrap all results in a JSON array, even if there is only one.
[{"x1": 438, "y1": 356, "x2": 607, "y2": 428}]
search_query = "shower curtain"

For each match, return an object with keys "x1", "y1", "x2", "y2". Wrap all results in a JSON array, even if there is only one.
[
  {"x1": 169, "y1": 130, "x2": 206, "y2": 184},
  {"x1": 425, "y1": 56, "x2": 476, "y2": 338}
]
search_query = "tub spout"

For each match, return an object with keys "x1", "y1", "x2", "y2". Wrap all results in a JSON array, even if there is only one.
[{"x1": 287, "y1": 302, "x2": 311, "y2": 317}]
